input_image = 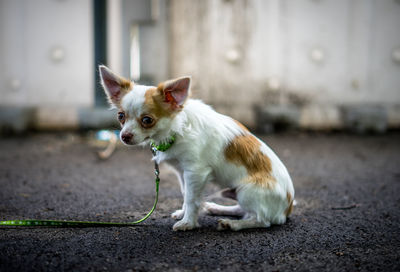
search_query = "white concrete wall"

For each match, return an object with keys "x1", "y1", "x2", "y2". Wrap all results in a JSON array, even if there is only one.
[
  {"x1": 1, "y1": 0, "x2": 399, "y2": 131},
  {"x1": 0, "y1": 0, "x2": 94, "y2": 108},
  {"x1": 169, "y1": 0, "x2": 400, "y2": 128}
]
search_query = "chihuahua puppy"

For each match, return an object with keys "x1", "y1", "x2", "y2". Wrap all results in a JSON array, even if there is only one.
[{"x1": 99, "y1": 65, "x2": 294, "y2": 231}]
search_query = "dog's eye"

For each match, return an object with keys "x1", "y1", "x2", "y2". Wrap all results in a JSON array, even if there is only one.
[
  {"x1": 141, "y1": 116, "x2": 154, "y2": 127},
  {"x1": 117, "y1": 112, "x2": 125, "y2": 124}
]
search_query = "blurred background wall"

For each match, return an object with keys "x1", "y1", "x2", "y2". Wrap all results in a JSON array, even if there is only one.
[{"x1": 0, "y1": 0, "x2": 399, "y2": 133}]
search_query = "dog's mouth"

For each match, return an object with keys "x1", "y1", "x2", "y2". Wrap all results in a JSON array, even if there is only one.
[
  {"x1": 121, "y1": 136, "x2": 152, "y2": 147},
  {"x1": 121, "y1": 140, "x2": 135, "y2": 146},
  {"x1": 138, "y1": 137, "x2": 152, "y2": 147}
]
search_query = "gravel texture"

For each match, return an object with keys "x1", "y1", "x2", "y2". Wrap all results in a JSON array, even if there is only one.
[{"x1": 0, "y1": 132, "x2": 399, "y2": 271}]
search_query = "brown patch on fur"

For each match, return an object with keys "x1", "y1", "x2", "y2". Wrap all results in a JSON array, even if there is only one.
[
  {"x1": 225, "y1": 135, "x2": 276, "y2": 188},
  {"x1": 285, "y1": 192, "x2": 294, "y2": 217},
  {"x1": 144, "y1": 87, "x2": 175, "y2": 119},
  {"x1": 141, "y1": 82, "x2": 189, "y2": 129},
  {"x1": 120, "y1": 78, "x2": 132, "y2": 90},
  {"x1": 157, "y1": 82, "x2": 165, "y2": 91},
  {"x1": 234, "y1": 119, "x2": 249, "y2": 133}
]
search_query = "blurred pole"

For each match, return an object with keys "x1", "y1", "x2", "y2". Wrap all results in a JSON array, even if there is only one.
[{"x1": 94, "y1": 0, "x2": 108, "y2": 107}]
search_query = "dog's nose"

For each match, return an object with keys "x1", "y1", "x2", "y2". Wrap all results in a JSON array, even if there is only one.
[{"x1": 121, "y1": 132, "x2": 134, "y2": 144}]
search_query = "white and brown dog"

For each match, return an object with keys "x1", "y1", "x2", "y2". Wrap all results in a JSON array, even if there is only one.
[{"x1": 99, "y1": 65, "x2": 294, "y2": 231}]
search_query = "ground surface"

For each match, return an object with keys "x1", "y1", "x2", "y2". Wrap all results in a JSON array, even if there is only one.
[{"x1": 0, "y1": 132, "x2": 399, "y2": 272}]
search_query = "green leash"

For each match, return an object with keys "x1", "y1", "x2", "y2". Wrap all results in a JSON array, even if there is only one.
[{"x1": 0, "y1": 136, "x2": 176, "y2": 228}]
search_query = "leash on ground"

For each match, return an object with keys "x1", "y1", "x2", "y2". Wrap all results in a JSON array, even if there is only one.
[{"x1": 0, "y1": 141, "x2": 172, "y2": 228}]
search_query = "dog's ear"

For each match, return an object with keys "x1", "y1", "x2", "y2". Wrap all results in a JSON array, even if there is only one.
[
  {"x1": 159, "y1": 76, "x2": 191, "y2": 110},
  {"x1": 99, "y1": 65, "x2": 132, "y2": 107}
]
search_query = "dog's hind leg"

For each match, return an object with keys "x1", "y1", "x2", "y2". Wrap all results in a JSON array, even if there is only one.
[
  {"x1": 203, "y1": 202, "x2": 245, "y2": 217},
  {"x1": 217, "y1": 217, "x2": 270, "y2": 231}
]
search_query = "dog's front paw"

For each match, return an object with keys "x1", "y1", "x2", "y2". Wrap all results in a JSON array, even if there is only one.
[
  {"x1": 173, "y1": 219, "x2": 199, "y2": 231},
  {"x1": 171, "y1": 209, "x2": 184, "y2": 220}
]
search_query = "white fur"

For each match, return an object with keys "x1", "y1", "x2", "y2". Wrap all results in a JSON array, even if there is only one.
[
  {"x1": 109, "y1": 78, "x2": 294, "y2": 231},
  {"x1": 127, "y1": 97, "x2": 294, "y2": 231},
  {"x1": 159, "y1": 100, "x2": 293, "y2": 231}
]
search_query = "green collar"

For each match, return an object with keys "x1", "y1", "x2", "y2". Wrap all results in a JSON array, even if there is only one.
[{"x1": 151, "y1": 134, "x2": 176, "y2": 152}]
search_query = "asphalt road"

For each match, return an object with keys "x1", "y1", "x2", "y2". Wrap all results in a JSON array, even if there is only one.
[{"x1": 0, "y1": 132, "x2": 399, "y2": 271}]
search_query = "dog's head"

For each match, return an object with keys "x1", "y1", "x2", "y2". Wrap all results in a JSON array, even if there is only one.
[{"x1": 99, "y1": 65, "x2": 191, "y2": 145}]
